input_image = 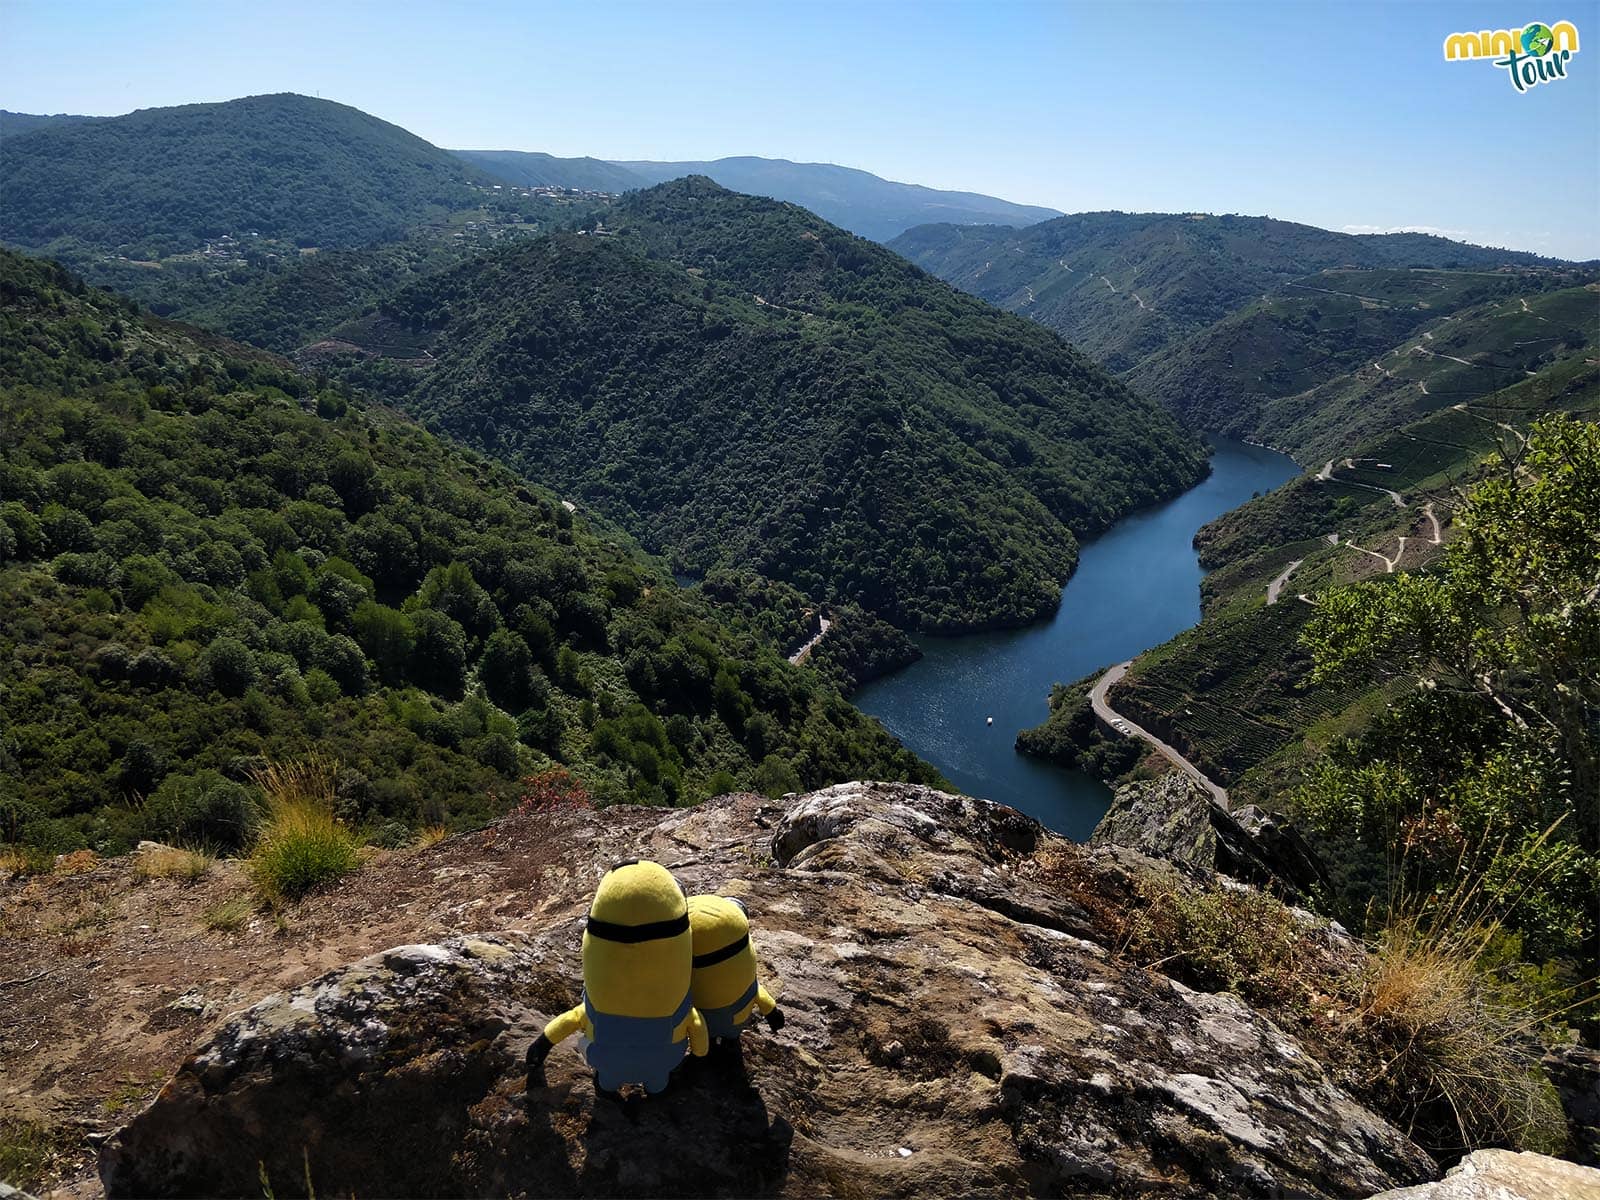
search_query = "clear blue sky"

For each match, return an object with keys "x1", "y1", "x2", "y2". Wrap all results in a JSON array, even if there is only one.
[{"x1": 4, "y1": 1, "x2": 1598, "y2": 257}]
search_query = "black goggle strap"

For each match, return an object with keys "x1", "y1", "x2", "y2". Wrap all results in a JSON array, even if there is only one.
[
  {"x1": 585, "y1": 912, "x2": 690, "y2": 943},
  {"x1": 692, "y1": 932, "x2": 750, "y2": 968}
]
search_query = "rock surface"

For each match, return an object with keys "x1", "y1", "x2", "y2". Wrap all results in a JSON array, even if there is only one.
[
  {"x1": 100, "y1": 782, "x2": 1436, "y2": 1198},
  {"x1": 1366, "y1": 1148, "x2": 1600, "y2": 1199},
  {"x1": 1092, "y1": 774, "x2": 1327, "y2": 896},
  {"x1": 1545, "y1": 1044, "x2": 1600, "y2": 1165}
]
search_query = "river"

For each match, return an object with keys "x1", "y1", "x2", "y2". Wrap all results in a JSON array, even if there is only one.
[{"x1": 853, "y1": 438, "x2": 1300, "y2": 840}]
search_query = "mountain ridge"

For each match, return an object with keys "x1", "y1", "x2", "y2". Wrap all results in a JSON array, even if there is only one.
[{"x1": 321, "y1": 176, "x2": 1206, "y2": 632}]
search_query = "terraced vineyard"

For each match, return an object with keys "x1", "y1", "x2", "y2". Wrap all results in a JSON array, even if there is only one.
[
  {"x1": 1100, "y1": 301, "x2": 1599, "y2": 801},
  {"x1": 1106, "y1": 599, "x2": 1377, "y2": 800},
  {"x1": 1253, "y1": 283, "x2": 1598, "y2": 461}
]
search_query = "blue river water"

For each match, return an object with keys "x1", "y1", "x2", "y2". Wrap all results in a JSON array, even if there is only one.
[{"x1": 852, "y1": 438, "x2": 1301, "y2": 840}]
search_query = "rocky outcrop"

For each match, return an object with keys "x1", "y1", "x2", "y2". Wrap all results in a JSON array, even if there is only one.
[
  {"x1": 100, "y1": 782, "x2": 1435, "y2": 1198},
  {"x1": 1545, "y1": 1044, "x2": 1600, "y2": 1165},
  {"x1": 1366, "y1": 1149, "x2": 1600, "y2": 1199},
  {"x1": 1092, "y1": 774, "x2": 1327, "y2": 897}
]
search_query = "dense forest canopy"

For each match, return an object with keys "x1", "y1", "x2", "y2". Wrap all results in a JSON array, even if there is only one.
[
  {"x1": 0, "y1": 93, "x2": 492, "y2": 258},
  {"x1": 330, "y1": 177, "x2": 1206, "y2": 632},
  {"x1": 0, "y1": 248, "x2": 939, "y2": 859}
]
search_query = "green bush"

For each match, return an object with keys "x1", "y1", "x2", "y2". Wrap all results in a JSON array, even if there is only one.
[{"x1": 247, "y1": 761, "x2": 362, "y2": 903}]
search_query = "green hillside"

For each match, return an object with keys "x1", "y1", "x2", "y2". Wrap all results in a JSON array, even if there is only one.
[
  {"x1": 0, "y1": 93, "x2": 494, "y2": 258},
  {"x1": 1109, "y1": 350, "x2": 1600, "y2": 806},
  {"x1": 0, "y1": 110, "x2": 98, "y2": 140},
  {"x1": 0, "y1": 247, "x2": 939, "y2": 860},
  {"x1": 322, "y1": 177, "x2": 1207, "y2": 632},
  {"x1": 889, "y1": 212, "x2": 1559, "y2": 372}
]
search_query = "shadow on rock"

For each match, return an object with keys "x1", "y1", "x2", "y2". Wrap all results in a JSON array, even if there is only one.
[{"x1": 492, "y1": 1039, "x2": 792, "y2": 1198}]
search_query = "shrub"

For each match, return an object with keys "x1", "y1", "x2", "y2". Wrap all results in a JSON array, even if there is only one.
[
  {"x1": 515, "y1": 767, "x2": 590, "y2": 816},
  {"x1": 141, "y1": 773, "x2": 260, "y2": 853},
  {"x1": 303, "y1": 667, "x2": 342, "y2": 705},
  {"x1": 247, "y1": 759, "x2": 363, "y2": 904},
  {"x1": 1120, "y1": 879, "x2": 1317, "y2": 1008},
  {"x1": 1352, "y1": 883, "x2": 1579, "y2": 1158}
]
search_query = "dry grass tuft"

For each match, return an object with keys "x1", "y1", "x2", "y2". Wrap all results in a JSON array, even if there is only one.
[
  {"x1": 202, "y1": 893, "x2": 253, "y2": 932},
  {"x1": 412, "y1": 823, "x2": 450, "y2": 850},
  {"x1": 0, "y1": 845, "x2": 55, "y2": 876},
  {"x1": 1353, "y1": 823, "x2": 1589, "y2": 1157},
  {"x1": 247, "y1": 758, "x2": 363, "y2": 905},
  {"x1": 134, "y1": 846, "x2": 214, "y2": 883}
]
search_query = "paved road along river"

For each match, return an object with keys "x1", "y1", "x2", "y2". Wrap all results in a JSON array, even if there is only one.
[{"x1": 853, "y1": 438, "x2": 1300, "y2": 840}]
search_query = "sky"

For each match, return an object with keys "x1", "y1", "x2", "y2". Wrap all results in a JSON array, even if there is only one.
[{"x1": 3, "y1": 0, "x2": 1598, "y2": 258}]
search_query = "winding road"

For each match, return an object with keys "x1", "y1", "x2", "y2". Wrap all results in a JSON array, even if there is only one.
[
  {"x1": 1090, "y1": 662, "x2": 1230, "y2": 807},
  {"x1": 788, "y1": 615, "x2": 833, "y2": 665},
  {"x1": 1317, "y1": 458, "x2": 1404, "y2": 507},
  {"x1": 1265, "y1": 559, "x2": 1304, "y2": 606}
]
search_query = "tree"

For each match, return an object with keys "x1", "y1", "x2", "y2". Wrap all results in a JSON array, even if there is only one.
[
  {"x1": 351, "y1": 600, "x2": 414, "y2": 683},
  {"x1": 1300, "y1": 416, "x2": 1600, "y2": 960},
  {"x1": 203, "y1": 635, "x2": 258, "y2": 698},
  {"x1": 479, "y1": 630, "x2": 535, "y2": 711},
  {"x1": 409, "y1": 609, "x2": 467, "y2": 698}
]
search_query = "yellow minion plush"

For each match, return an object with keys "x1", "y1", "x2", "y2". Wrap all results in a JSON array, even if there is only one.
[
  {"x1": 528, "y1": 860, "x2": 708, "y2": 1093},
  {"x1": 686, "y1": 894, "x2": 783, "y2": 1041}
]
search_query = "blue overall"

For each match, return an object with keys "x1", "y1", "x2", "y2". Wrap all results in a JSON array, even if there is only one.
[
  {"x1": 582, "y1": 989, "x2": 694, "y2": 1093},
  {"x1": 700, "y1": 979, "x2": 761, "y2": 1041}
]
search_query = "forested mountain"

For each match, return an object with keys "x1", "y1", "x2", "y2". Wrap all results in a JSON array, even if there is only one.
[
  {"x1": 0, "y1": 109, "x2": 98, "y2": 140},
  {"x1": 321, "y1": 178, "x2": 1206, "y2": 632},
  {"x1": 0, "y1": 247, "x2": 939, "y2": 859},
  {"x1": 606, "y1": 156, "x2": 1060, "y2": 241},
  {"x1": 451, "y1": 149, "x2": 644, "y2": 193},
  {"x1": 889, "y1": 212, "x2": 1560, "y2": 372},
  {"x1": 0, "y1": 94, "x2": 495, "y2": 258},
  {"x1": 1127, "y1": 271, "x2": 1600, "y2": 461}
]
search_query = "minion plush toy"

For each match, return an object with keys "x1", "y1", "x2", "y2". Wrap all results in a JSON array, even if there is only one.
[
  {"x1": 527, "y1": 860, "x2": 708, "y2": 1093},
  {"x1": 686, "y1": 894, "x2": 784, "y2": 1042}
]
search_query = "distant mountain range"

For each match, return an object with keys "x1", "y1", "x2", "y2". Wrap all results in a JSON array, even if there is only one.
[
  {"x1": 453, "y1": 149, "x2": 1061, "y2": 241},
  {"x1": 450, "y1": 149, "x2": 643, "y2": 194},
  {"x1": 889, "y1": 212, "x2": 1591, "y2": 460},
  {"x1": 889, "y1": 213, "x2": 1561, "y2": 372},
  {"x1": 317, "y1": 177, "x2": 1204, "y2": 631},
  {"x1": 6, "y1": 90, "x2": 1587, "y2": 496}
]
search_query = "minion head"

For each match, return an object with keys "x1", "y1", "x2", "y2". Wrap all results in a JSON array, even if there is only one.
[
  {"x1": 687, "y1": 894, "x2": 750, "y2": 954},
  {"x1": 687, "y1": 894, "x2": 759, "y2": 1011},
  {"x1": 582, "y1": 860, "x2": 692, "y2": 1018}
]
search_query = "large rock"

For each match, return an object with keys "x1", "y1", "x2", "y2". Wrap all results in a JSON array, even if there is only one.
[
  {"x1": 1093, "y1": 774, "x2": 1327, "y2": 896},
  {"x1": 101, "y1": 782, "x2": 1434, "y2": 1198},
  {"x1": 1545, "y1": 1044, "x2": 1600, "y2": 1165},
  {"x1": 1365, "y1": 1149, "x2": 1600, "y2": 1198}
]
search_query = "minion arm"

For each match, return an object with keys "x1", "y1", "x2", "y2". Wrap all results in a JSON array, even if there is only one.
[
  {"x1": 688, "y1": 1007, "x2": 709, "y2": 1057},
  {"x1": 542, "y1": 1004, "x2": 588, "y2": 1045},
  {"x1": 757, "y1": 984, "x2": 785, "y2": 1031}
]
